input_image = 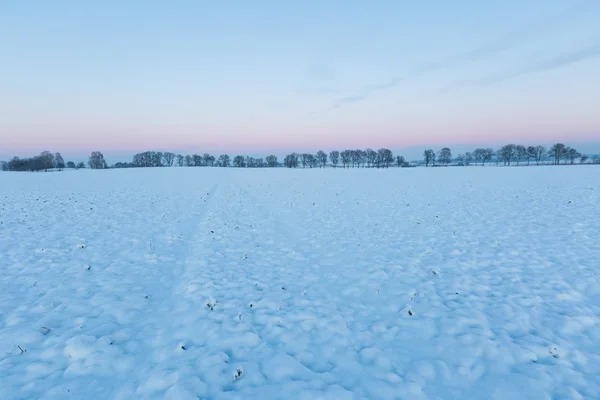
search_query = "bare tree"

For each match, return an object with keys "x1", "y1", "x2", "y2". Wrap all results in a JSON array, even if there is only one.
[
  {"x1": 163, "y1": 152, "x2": 176, "y2": 167},
  {"x1": 176, "y1": 154, "x2": 184, "y2": 166},
  {"x1": 580, "y1": 155, "x2": 589, "y2": 164},
  {"x1": 202, "y1": 153, "x2": 215, "y2": 166},
  {"x1": 89, "y1": 151, "x2": 107, "y2": 169},
  {"x1": 266, "y1": 155, "x2": 278, "y2": 167},
  {"x1": 526, "y1": 146, "x2": 536, "y2": 165},
  {"x1": 396, "y1": 155, "x2": 406, "y2": 167},
  {"x1": 307, "y1": 154, "x2": 317, "y2": 168},
  {"x1": 77, "y1": 161, "x2": 86, "y2": 169},
  {"x1": 316, "y1": 150, "x2": 327, "y2": 168},
  {"x1": 499, "y1": 144, "x2": 517, "y2": 166},
  {"x1": 424, "y1": 149, "x2": 435, "y2": 167},
  {"x1": 464, "y1": 152, "x2": 473, "y2": 166},
  {"x1": 377, "y1": 148, "x2": 394, "y2": 168},
  {"x1": 191, "y1": 154, "x2": 201, "y2": 166},
  {"x1": 515, "y1": 145, "x2": 527, "y2": 165},
  {"x1": 233, "y1": 155, "x2": 245, "y2": 167},
  {"x1": 54, "y1": 152, "x2": 65, "y2": 170},
  {"x1": 365, "y1": 149, "x2": 377, "y2": 167},
  {"x1": 340, "y1": 150, "x2": 351, "y2": 168},
  {"x1": 217, "y1": 154, "x2": 230, "y2": 167},
  {"x1": 534, "y1": 146, "x2": 546, "y2": 165},
  {"x1": 185, "y1": 155, "x2": 193, "y2": 166},
  {"x1": 566, "y1": 147, "x2": 581, "y2": 164},
  {"x1": 549, "y1": 143, "x2": 566, "y2": 165},
  {"x1": 438, "y1": 148, "x2": 452, "y2": 166},
  {"x1": 329, "y1": 151, "x2": 340, "y2": 168},
  {"x1": 66, "y1": 161, "x2": 76, "y2": 169},
  {"x1": 284, "y1": 153, "x2": 299, "y2": 168}
]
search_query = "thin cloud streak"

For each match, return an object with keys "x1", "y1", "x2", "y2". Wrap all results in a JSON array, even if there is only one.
[
  {"x1": 327, "y1": 76, "x2": 403, "y2": 111},
  {"x1": 412, "y1": 0, "x2": 599, "y2": 76},
  {"x1": 317, "y1": 0, "x2": 598, "y2": 114},
  {"x1": 477, "y1": 41, "x2": 600, "y2": 86}
]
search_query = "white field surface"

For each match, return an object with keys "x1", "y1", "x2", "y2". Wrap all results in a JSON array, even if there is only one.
[{"x1": 1, "y1": 166, "x2": 599, "y2": 400}]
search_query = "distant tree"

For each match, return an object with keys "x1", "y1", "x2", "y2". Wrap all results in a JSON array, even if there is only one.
[
  {"x1": 566, "y1": 147, "x2": 581, "y2": 164},
  {"x1": 152, "y1": 151, "x2": 163, "y2": 167},
  {"x1": 192, "y1": 154, "x2": 202, "y2": 167},
  {"x1": 218, "y1": 154, "x2": 230, "y2": 167},
  {"x1": 66, "y1": 161, "x2": 76, "y2": 169},
  {"x1": 163, "y1": 152, "x2": 176, "y2": 167},
  {"x1": 377, "y1": 148, "x2": 394, "y2": 168},
  {"x1": 176, "y1": 154, "x2": 184, "y2": 167},
  {"x1": 316, "y1": 150, "x2": 327, "y2": 168},
  {"x1": 365, "y1": 149, "x2": 377, "y2": 168},
  {"x1": 284, "y1": 153, "x2": 299, "y2": 168},
  {"x1": 499, "y1": 144, "x2": 517, "y2": 166},
  {"x1": 351, "y1": 150, "x2": 361, "y2": 167},
  {"x1": 534, "y1": 146, "x2": 546, "y2": 165},
  {"x1": 464, "y1": 152, "x2": 473, "y2": 166},
  {"x1": 455, "y1": 154, "x2": 465, "y2": 165},
  {"x1": 526, "y1": 146, "x2": 536, "y2": 165},
  {"x1": 396, "y1": 155, "x2": 406, "y2": 167},
  {"x1": 515, "y1": 145, "x2": 527, "y2": 165},
  {"x1": 424, "y1": 149, "x2": 435, "y2": 167},
  {"x1": 54, "y1": 152, "x2": 65, "y2": 170},
  {"x1": 89, "y1": 151, "x2": 107, "y2": 169},
  {"x1": 203, "y1": 153, "x2": 215, "y2": 167},
  {"x1": 308, "y1": 154, "x2": 318, "y2": 168},
  {"x1": 245, "y1": 156, "x2": 257, "y2": 168},
  {"x1": 340, "y1": 150, "x2": 352, "y2": 168},
  {"x1": 37, "y1": 151, "x2": 54, "y2": 170},
  {"x1": 580, "y1": 155, "x2": 589, "y2": 164},
  {"x1": 77, "y1": 161, "x2": 86, "y2": 169},
  {"x1": 266, "y1": 155, "x2": 278, "y2": 167},
  {"x1": 185, "y1": 155, "x2": 193, "y2": 166},
  {"x1": 329, "y1": 150, "x2": 340, "y2": 168},
  {"x1": 233, "y1": 155, "x2": 245, "y2": 168},
  {"x1": 549, "y1": 143, "x2": 566, "y2": 165},
  {"x1": 484, "y1": 149, "x2": 494, "y2": 165},
  {"x1": 1, "y1": 161, "x2": 8, "y2": 171},
  {"x1": 300, "y1": 153, "x2": 310, "y2": 168},
  {"x1": 438, "y1": 148, "x2": 452, "y2": 166}
]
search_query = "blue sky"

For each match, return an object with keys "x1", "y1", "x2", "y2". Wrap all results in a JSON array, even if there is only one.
[{"x1": 1, "y1": 0, "x2": 599, "y2": 161}]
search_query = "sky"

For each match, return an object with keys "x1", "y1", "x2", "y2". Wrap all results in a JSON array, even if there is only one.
[{"x1": 1, "y1": 0, "x2": 600, "y2": 162}]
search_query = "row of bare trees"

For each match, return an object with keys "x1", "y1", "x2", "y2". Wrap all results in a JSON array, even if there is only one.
[
  {"x1": 1, "y1": 151, "x2": 79, "y2": 172},
  {"x1": 283, "y1": 149, "x2": 401, "y2": 168},
  {"x1": 423, "y1": 143, "x2": 591, "y2": 166},
  {"x1": 1, "y1": 150, "x2": 108, "y2": 171},
  {"x1": 118, "y1": 148, "x2": 404, "y2": 169}
]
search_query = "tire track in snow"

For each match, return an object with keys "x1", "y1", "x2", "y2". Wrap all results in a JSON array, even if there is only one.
[
  {"x1": 125, "y1": 180, "x2": 361, "y2": 398},
  {"x1": 114, "y1": 182, "x2": 222, "y2": 399}
]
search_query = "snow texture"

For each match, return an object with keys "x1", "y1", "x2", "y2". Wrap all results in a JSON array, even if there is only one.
[{"x1": 1, "y1": 166, "x2": 599, "y2": 399}]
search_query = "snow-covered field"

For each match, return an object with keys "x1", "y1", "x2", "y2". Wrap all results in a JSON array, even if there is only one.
[{"x1": 1, "y1": 166, "x2": 599, "y2": 399}]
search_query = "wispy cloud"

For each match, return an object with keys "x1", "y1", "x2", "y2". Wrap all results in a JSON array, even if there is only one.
[
  {"x1": 478, "y1": 41, "x2": 600, "y2": 86},
  {"x1": 317, "y1": 0, "x2": 597, "y2": 113},
  {"x1": 327, "y1": 76, "x2": 403, "y2": 110},
  {"x1": 414, "y1": 0, "x2": 599, "y2": 76}
]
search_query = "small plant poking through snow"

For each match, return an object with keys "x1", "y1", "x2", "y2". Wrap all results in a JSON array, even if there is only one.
[
  {"x1": 206, "y1": 300, "x2": 216, "y2": 311},
  {"x1": 549, "y1": 346, "x2": 559, "y2": 359},
  {"x1": 233, "y1": 368, "x2": 243, "y2": 381}
]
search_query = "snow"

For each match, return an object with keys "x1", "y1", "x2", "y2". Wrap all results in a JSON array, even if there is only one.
[{"x1": 1, "y1": 166, "x2": 599, "y2": 399}]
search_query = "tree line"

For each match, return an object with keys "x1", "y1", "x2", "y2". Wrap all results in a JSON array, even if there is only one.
[
  {"x1": 113, "y1": 148, "x2": 405, "y2": 169},
  {"x1": 1, "y1": 150, "x2": 106, "y2": 171},
  {"x1": 2, "y1": 143, "x2": 597, "y2": 172},
  {"x1": 421, "y1": 143, "x2": 593, "y2": 167}
]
